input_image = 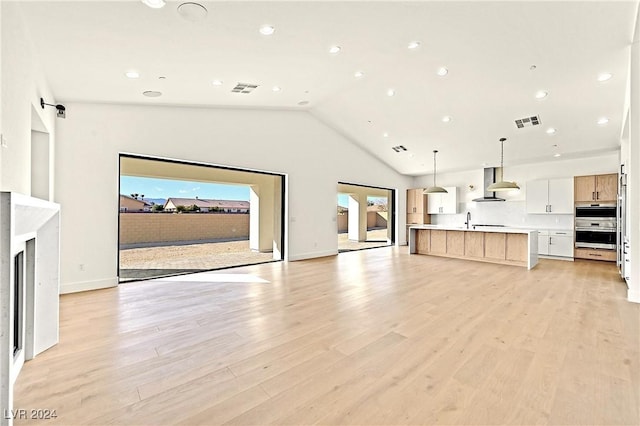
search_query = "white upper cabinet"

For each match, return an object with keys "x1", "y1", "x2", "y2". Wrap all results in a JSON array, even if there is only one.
[
  {"x1": 526, "y1": 180, "x2": 549, "y2": 214},
  {"x1": 427, "y1": 187, "x2": 457, "y2": 214},
  {"x1": 526, "y1": 178, "x2": 573, "y2": 214}
]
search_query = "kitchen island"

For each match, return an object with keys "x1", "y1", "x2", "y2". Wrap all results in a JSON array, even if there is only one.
[{"x1": 409, "y1": 225, "x2": 538, "y2": 269}]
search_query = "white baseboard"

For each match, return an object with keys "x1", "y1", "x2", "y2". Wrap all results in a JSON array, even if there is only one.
[
  {"x1": 61, "y1": 277, "x2": 118, "y2": 294},
  {"x1": 628, "y1": 289, "x2": 640, "y2": 304},
  {"x1": 288, "y1": 249, "x2": 337, "y2": 261},
  {"x1": 539, "y1": 255, "x2": 574, "y2": 262}
]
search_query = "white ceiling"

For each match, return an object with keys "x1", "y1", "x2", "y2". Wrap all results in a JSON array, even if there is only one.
[{"x1": 16, "y1": 1, "x2": 638, "y2": 175}]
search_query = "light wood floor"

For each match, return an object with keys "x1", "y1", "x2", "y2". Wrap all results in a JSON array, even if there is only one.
[{"x1": 14, "y1": 247, "x2": 640, "y2": 425}]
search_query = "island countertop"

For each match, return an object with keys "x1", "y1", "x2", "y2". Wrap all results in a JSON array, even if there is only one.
[
  {"x1": 409, "y1": 226, "x2": 538, "y2": 269},
  {"x1": 409, "y1": 224, "x2": 537, "y2": 234}
]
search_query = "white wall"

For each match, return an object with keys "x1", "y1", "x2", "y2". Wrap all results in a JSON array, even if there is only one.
[
  {"x1": 627, "y1": 5, "x2": 640, "y2": 303},
  {"x1": 1, "y1": 2, "x2": 56, "y2": 196},
  {"x1": 54, "y1": 103, "x2": 413, "y2": 293},
  {"x1": 412, "y1": 153, "x2": 619, "y2": 230}
]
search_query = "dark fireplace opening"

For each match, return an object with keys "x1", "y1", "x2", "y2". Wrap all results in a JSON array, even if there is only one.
[{"x1": 13, "y1": 251, "x2": 24, "y2": 357}]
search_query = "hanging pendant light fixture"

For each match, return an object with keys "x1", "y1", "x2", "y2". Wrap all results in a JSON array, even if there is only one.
[
  {"x1": 424, "y1": 150, "x2": 448, "y2": 194},
  {"x1": 487, "y1": 137, "x2": 520, "y2": 191}
]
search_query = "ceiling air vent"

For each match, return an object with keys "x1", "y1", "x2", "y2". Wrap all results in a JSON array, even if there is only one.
[
  {"x1": 392, "y1": 145, "x2": 407, "y2": 152},
  {"x1": 515, "y1": 115, "x2": 541, "y2": 129},
  {"x1": 231, "y1": 82, "x2": 259, "y2": 94}
]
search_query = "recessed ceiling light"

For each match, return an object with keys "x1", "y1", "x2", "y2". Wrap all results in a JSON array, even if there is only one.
[
  {"x1": 298, "y1": 100, "x2": 310, "y2": 106},
  {"x1": 329, "y1": 46, "x2": 341, "y2": 54},
  {"x1": 554, "y1": 153, "x2": 562, "y2": 158},
  {"x1": 442, "y1": 116, "x2": 452, "y2": 123},
  {"x1": 597, "y1": 73, "x2": 613, "y2": 82},
  {"x1": 383, "y1": 132, "x2": 389, "y2": 138},
  {"x1": 437, "y1": 67, "x2": 448, "y2": 77},
  {"x1": 408, "y1": 153, "x2": 415, "y2": 158},
  {"x1": 158, "y1": 76, "x2": 166, "y2": 80},
  {"x1": 141, "y1": 0, "x2": 165, "y2": 8},
  {"x1": 407, "y1": 41, "x2": 421, "y2": 49},
  {"x1": 177, "y1": 2, "x2": 208, "y2": 22},
  {"x1": 354, "y1": 71, "x2": 364, "y2": 78},
  {"x1": 259, "y1": 25, "x2": 275, "y2": 36},
  {"x1": 546, "y1": 128, "x2": 557, "y2": 134},
  {"x1": 125, "y1": 71, "x2": 140, "y2": 79},
  {"x1": 272, "y1": 86, "x2": 281, "y2": 92},
  {"x1": 529, "y1": 65, "x2": 537, "y2": 70},
  {"x1": 535, "y1": 90, "x2": 548, "y2": 99},
  {"x1": 142, "y1": 90, "x2": 162, "y2": 98},
  {"x1": 387, "y1": 89, "x2": 396, "y2": 97},
  {"x1": 597, "y1": 117, "x2": 609, "y2": 125},
  {"x1": 212, "y1": 80, "x2": 223, "y2": 86}
]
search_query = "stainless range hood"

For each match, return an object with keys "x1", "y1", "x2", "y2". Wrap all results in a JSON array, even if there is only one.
[{"x1": 472, "y1": 168, "x2": 506, "y2": 202}]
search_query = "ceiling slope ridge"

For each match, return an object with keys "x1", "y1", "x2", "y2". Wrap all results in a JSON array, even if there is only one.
[
  {"x1": 308, "y1": 108, "x2": 410, "y2": 179},
  {"x1": 55, "y1": 99, "x2": 310, "y2": 114}
]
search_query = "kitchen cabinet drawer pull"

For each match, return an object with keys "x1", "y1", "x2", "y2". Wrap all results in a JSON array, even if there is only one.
[
  {"x1": 555, "y1": 232, "x2": 567, "y2": 235},
  {"x1": 588, "y1": 253, "x2": 602, "y2": 257}
]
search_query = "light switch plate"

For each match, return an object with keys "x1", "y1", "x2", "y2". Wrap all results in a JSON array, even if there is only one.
[{"x1": 1, "y1": 134, "x2": 7, "y2": 148}]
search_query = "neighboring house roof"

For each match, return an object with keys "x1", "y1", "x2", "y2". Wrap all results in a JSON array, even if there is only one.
[
  {"x1": 119, "y1": 194, "x2": 149, "y2": 207},
  {"x1": 164, "y1": 198, "x2": 250, "y2": 209}
]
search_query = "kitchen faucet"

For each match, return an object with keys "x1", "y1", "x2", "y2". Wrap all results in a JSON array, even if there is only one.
[{"x1": 465, "y1": 211, "x2": 471, "y2": 229}]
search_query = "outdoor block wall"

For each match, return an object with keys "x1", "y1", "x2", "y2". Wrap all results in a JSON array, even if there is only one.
[
  {"x1": 119, "y1": 213, "x2": 249, "y2": 244},
  {"x1": 337, "y1": 211, "x2": 388, "y2": 233}
]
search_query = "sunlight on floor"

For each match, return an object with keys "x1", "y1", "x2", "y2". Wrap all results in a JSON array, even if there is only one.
[{"x1": 154, "y1": 273, "x2": 270, "y2": 283}]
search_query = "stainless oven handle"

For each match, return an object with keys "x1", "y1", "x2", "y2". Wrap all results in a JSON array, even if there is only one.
[{"x1": 576, "y1": 227, "x2": 616, "y2": 232}]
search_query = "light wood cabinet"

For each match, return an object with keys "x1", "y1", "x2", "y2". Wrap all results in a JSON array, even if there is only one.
[
  {"x1": 526, "y1": 178, "x2": 573, "y2": 214},
  {"x1": 406, "y1": 188, "x2": 430, "y2": 225},
  {"x1": 430, "y1": 230, "x2": 447, "y2": 254},
  {"x1": 573, "y1": 248, "x2": 617, "y2": 262},
  {"x1": 446, "y1": 231, "x2": 465, "y2": 256},
  {"x1": 574, "y1": 173, "x2": 617, "y2": 203},
  {"x1": 464, "y1": 232, "x2": 484, "y2": 258},
  {"x1": 411, "y1": 229, "x2": 535, "y2": 269},
  {"x1": 416, "y1": 229, "x2": 430, "y2": 254},
  {"x1": 484, "y1": 233, "x2": 506, "y2": 260},
  {"x1": 574, "y1": 248, "x2": 617, "y2": 262},
  {"x1": 506, "y1": 234, "x2": 528, "y2": 262}
]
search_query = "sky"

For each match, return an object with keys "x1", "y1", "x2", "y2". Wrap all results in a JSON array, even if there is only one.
[
  {"x1": 120, "y1": 176, "x2": 250, "y2": 201},
  {"x1": 122, "y1": 175, "x2": 388, "y2": 206}
]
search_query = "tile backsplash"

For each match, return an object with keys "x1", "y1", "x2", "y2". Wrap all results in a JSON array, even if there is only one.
[{"x1": 431, "y1": 200, "x2": 574, "y2": 230}]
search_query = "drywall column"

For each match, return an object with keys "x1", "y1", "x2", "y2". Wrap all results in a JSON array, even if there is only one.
[
  {"x1": 0, "y1": 194, "x2": 12, "y2": 426},
  {"x1": 30, "y1": 131, "x2": 49, "y2": 200},
  {"x1": 249, "y1": 180, "x2": 275, "y2": 253},
  {"x1": 628, "y1": 13, "x2": 640, "y2": 303},
  {"x1": 271, "y1": 177, "x2": 282, "y2": 260},
  {"x1": 347, "y1": 194, "x2": 367, "y2": 241}
]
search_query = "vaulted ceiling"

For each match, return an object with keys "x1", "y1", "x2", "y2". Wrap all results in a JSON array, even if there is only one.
[{"x1": 17, "y1": 1, "x2": 638, "y2": 175}]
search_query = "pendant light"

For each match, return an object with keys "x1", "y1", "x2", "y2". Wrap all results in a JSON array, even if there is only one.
[
  {"x1": 424, "y1": 150, "x2": 448, "y2": 194},
  {"x1": 487, "y1": 138, "x2": 520, "y2": 191}
]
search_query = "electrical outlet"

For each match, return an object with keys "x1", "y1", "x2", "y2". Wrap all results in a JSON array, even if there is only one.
[
  {"x1": 79, "y1": 264, "x2": 85, "y2": 271},
  {"x1": 1, "y1": 134, "x2": 7, "y2": 148}
]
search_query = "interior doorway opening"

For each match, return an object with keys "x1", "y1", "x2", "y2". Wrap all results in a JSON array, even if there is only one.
[
  {"x1": 118, "y1": 154, "x2": 285, "y2": 282},
  {"x1": 337, "y1": 182, "x2": 395, "y2": 252}
]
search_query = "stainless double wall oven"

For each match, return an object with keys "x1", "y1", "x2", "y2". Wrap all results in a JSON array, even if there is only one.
[{"x1": 575, "y1": 204, "x2": 617, "y2": 250}]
